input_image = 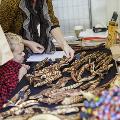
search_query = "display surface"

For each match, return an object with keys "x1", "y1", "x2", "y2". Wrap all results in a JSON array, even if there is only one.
[{"x1": 0, "y1": 44, "x2": 117, "y2": 119}]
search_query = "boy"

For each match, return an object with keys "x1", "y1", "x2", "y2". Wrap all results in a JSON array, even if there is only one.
[
  {"x1": 0, "y1": 33, "x2": 29, "y2": 110},
  {"x1": 5, "y1": 33, "x2": 30, "y2": 80}
]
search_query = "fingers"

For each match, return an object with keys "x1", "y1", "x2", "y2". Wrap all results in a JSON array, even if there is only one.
[
  {"x1": 67, "y1": 50, "x2": 75, "y2": 61},
  {"x1": 24, "y1": 65, "x2": 30, "y2": 70},
  {"x1": 22, "y1": 64, "x2": 30, "y2": 70},
  {"x1": 65, "y1": 51, "x2": 70, "y2": 58},
  {"x1": 36, "y1": 47, "x2": 45, "y2": 53},
  {"x1": 37, "y1": 44, "x2": 44, "y2": 49},
  {"x1": 69, "y1": 49, "x2": 75, "y2": 61},
  {"x1": 34, "y1": 44, "x2": 45, "y2": 53},
  {"x1": 64, "y1": 46, "x2": 75, "y2": 61},
  {"x1": 28, "y1": 41, "x2": 45, "y2": 53}
]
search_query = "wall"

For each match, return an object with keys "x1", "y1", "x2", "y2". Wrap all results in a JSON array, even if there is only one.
[
  {"x1": 52, "y1": 0, "x2": 120, "y2": 36},
  {"x1": 91, "y1": 0, "x2": 107, "y2": 26},
  {"x1": 91, "y1": 0, "x2": 120, "y2": 26},
  {"x1": 52, "y1": 0, "x2": 90, "y2": 36}
]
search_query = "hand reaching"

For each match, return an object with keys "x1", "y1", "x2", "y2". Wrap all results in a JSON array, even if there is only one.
[
  {"x1": 63, "y1": 44, "x2": 75, "y2": 61},
  {"x1": 26, "y1": 41, "x2": 45, "y2": 53}
]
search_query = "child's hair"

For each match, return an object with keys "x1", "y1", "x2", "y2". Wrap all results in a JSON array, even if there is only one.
[{"x1": 5, "y1": 33, "x2": 24, "y2": 52}]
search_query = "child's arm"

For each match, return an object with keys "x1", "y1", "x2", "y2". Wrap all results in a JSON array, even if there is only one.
[{"x1": 18, "y1": 64, "x2": 30, "y2": 81}]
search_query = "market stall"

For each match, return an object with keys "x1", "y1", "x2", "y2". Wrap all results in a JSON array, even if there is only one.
[{"x1": 0, "y1": 44, "x2": 119, "y2": 120}]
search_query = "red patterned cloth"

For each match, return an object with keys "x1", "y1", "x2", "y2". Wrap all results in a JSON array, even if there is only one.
[{"x1": 0, "y1": 60, "x2": 21, "y2": 110}]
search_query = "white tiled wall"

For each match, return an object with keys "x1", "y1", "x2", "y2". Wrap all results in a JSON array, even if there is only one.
[
  {"x1": 91, "y1": 0, "x2": 107, "y2": 26},
  {"x1": 91, "y1": 0, "x2": 120, "y2": 27},
  {"x1": 52, "y1": 0, "x2": 90, "y2": 36},
  {"x1": 106, "y1": 0, "x2": 120, "y2": 26},
  {"x1": 52, "y1": 0, "x2": 120, "y2": 36}
]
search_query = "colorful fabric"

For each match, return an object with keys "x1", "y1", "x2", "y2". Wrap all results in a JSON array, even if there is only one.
[
  {"x1": 0, "y1": 60, "x2": 21, "y2": 110},
  {"x1": 82, "y1": 87, "x2": 120, "y2": 120}
]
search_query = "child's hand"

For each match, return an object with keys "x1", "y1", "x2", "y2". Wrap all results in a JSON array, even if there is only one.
[
  {"x1": 22, "y1": 64, "x2": 30, "y2": 70},
  {"x1": 18, "y1": 64, "x2": 30, "y2": 81}
]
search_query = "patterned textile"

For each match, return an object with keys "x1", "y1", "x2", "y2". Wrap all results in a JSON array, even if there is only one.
[
  {"x1": 0, "y1": 60, "x2": 21, "y2": 110},
  {"x1": 24, "y1": 0, "x2": 53, "y2": 52},
  {"x1": 0, "y1": 0, "x2": 59, "y2": 53},
  {"x1": 0, "y1": 0, "x2": 59, "y2": 35}
]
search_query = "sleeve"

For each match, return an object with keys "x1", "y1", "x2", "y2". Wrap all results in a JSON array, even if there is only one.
[
  {"x1": 46, "y1": 0, "x2": 60, "y2": 30},
  {"x1": 0, "y1": 71, "x2": 19, "y2": 109},
  {"x1": 8, "y1": 60, "x2": 22, "y2": 73},
  {"x1": 0, "y1": 0, "x2": 20, "y2": 33}
]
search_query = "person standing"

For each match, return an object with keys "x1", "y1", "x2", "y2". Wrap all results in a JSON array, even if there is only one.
[{"x1": 0, "y1": 0, "x2": 74, "y2": 60}]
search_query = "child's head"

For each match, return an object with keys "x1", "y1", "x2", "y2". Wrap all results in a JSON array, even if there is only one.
[{"x1": 5, "y1": 33, "x2": 25, "y2": 63}]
